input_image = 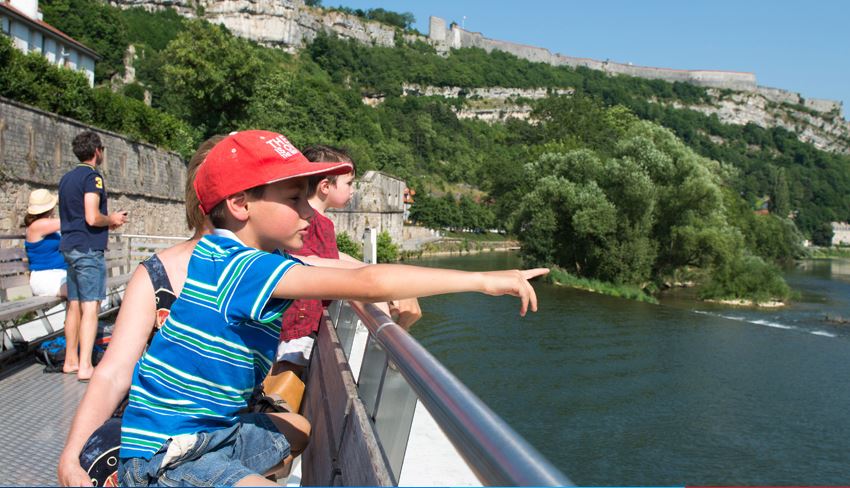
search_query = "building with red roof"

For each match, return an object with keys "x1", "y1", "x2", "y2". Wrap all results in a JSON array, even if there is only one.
[{"x1": 1, "y1": 0, "x2": 99, "y2": 86}]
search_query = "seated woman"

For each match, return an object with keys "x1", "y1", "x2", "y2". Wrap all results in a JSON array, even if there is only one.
[
  {"x1": 57, "y1": 136, "x2": 310, "y2": 487},
  {"x1": 24, "y1": 189, "x2": 67, "y2": 297}
]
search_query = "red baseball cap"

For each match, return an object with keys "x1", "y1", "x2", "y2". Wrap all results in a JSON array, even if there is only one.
[{"x1": 194, "y1": 130, "x2": 354, "y2": 214}]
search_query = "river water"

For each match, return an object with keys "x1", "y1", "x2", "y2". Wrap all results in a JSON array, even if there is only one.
[{"x1": 408, "y1": 253, "x2": 850, "y2": 485}]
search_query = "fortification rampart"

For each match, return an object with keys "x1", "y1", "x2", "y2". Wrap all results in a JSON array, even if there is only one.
[
  {"x1": 430, "y1": 18, "x2": 757, "y2": 92},
  {"x1": 329, "y1": 170, "x2": 405, "y2": 245},
  {"x1": 0, "y1": 96, "x2": 190, "y2": 236},
  {"x1": 428, "y1": 16, "x2": 841, "y2": 116}
]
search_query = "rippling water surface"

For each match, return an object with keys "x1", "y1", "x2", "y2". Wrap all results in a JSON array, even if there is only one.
[{"x1": 409, "y1": 254, "x2": 850, "y2": 485}]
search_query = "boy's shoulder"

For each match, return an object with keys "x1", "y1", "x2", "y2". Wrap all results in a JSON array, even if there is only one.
[{"x1": 193, "y1": 231, "x2": 304, "y2": 268}]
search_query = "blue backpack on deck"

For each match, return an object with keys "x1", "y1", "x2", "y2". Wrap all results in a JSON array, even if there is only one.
[{"x1": 34, "y1": 336, "x2": 105, "y2": 373}]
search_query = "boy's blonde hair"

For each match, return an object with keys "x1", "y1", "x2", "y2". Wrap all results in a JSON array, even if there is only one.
[{"x1": 302, "y1": 145, "x2": 356, "y2": 197}]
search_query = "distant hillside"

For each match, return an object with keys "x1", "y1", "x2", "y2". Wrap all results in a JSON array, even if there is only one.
[
  {"x1": 8, "y1": 0, "x2": 848, "y2": 300},
  {"x1": 17, "y1": 0, "x2": 850, "y2": 246},
  {"x1": 101, "y1": 0, "x2": 849, "y2": 154}
]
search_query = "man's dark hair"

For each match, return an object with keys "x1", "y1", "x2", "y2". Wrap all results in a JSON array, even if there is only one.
[
  {"x1": 301, "y1": 144, "x2": 355, "y2": 196},
  {"x1": 72, "y1": 131, "x2": 103, "y2": 162},
  {"x1": 208, "y1": 185, "x2": 267, "y2": 229}
]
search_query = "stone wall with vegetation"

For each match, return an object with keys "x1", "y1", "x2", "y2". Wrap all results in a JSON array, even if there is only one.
[{"x1": 0, "y1": 97, "x2": 190, "y2": 236}]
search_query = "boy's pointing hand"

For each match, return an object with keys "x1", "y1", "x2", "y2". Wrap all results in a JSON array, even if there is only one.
[{"x1": 481, "y1": 268, "x2": 549, "y2": 316}]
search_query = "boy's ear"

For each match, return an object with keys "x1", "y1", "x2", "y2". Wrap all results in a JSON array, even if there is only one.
[
  {"x1": 317, "y1": 178, "x2": 331, "y2": 196},
  {"x1": 225, "y1": 191, "x2": 250, "y2": 222}
]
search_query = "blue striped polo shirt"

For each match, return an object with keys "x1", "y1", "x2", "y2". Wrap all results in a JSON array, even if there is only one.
[{"x1": 120, "y1": 230, "x2": 301, "y2": 460}]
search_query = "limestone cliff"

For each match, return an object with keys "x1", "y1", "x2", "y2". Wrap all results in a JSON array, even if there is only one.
[
  {"x1": 108, "y1": 0, "x2": 405, "y2": 49},
  {"x1": 108, "y1": 0, "x2": 849, "y2": 153},
  {"x1": 396, "y1": 84, "x2": 850, "y2": 153},
  {"x1": 672, "y1": 89, "x2": 850, "y2": 154}
]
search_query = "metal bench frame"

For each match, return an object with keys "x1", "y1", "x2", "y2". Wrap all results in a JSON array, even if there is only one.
[{"x1": 0, "y1": 235, "x2": 134, "y2": 366}]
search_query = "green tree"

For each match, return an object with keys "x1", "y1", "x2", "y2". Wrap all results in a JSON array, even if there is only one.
[
  {"x1": 376, "y1": 231, "x2": 399, "y2": 262},
  {"x1": 160, "y1": 20, "x2": 264, "y2": 136},
  {"x1": 336, "y1": 232, "x2": 362, "y2": 260},
  {"x1": 40, "y1": 0, "x2": 129, "y2": 82}
]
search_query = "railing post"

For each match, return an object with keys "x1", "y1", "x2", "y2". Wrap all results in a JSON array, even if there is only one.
[{"x1": 363, "y1": 227, "x2": 377, "y2": 264}]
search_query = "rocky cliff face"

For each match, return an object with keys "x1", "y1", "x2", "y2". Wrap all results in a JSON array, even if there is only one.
[
  {"x1": 109, "y1": 0, "x2": 849, "y2": 153},
  {"x1": 671, "y1": 89, "x2": 850, "y2": 154},
  {"x1": 396, "y1": 84, "x2": 850, "y2": 152},
  {"x1": 109, "y1": 0, "x2": 403, "y2": 49}
]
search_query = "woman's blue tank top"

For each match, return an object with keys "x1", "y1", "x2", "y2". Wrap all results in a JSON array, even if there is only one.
[{"x1": 25, "y1": 232, "x2": 68, "y2": 271}]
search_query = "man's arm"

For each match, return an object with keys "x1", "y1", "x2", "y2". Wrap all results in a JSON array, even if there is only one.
[{"x1": 83, "y1": 192, "x2": 127, "y2": 228}]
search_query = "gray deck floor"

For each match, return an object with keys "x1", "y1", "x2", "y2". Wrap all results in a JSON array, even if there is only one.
[{"x1": 0, "y1": 361, "x2": 87, "y2": 486}]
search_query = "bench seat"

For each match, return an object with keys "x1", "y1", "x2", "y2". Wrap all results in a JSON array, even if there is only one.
[
  {"x1": 0, "y1": 296, "x2": 64, "y2": 323},
  {"x1": 0, "y1": 272, "x2": 132, "y2": 321},
  {"x1": 0, "y1": 237, "x2": 135, "y2": 366}
]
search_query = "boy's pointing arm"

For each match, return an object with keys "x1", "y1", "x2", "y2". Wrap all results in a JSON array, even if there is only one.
[{"x1": 273, "y1": 265, "x2": 549, "y2": 316}]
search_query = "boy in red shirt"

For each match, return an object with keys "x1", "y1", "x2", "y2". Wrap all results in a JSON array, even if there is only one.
[{"x1": 276, "y1": 145, "x2": 421, "y2": 370}]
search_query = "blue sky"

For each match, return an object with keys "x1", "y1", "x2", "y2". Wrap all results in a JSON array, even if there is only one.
[{"x1": 331, "y1": 0, "x2": 849, "y2": 118}]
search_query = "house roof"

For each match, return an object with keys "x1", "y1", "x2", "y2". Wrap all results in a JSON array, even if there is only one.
[{"x1": 0, "y1": 1, "x2": 100, "y2": 59}]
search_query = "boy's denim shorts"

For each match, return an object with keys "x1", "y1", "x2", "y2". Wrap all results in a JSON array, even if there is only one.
[
  {"x1": 62, "y1": 249, "x2": 106, "y2": 302},
  {"x1": 119, "y1": 413, "x2": 290, "y2": 487}
]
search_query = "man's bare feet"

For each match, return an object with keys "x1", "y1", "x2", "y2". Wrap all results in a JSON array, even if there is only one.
[
  {"x1": 77, "y1": 366, "x2": 94, "y2": 382},
  {"x1": 62, "y1": 363, "x2": 79, "y2": 374}
]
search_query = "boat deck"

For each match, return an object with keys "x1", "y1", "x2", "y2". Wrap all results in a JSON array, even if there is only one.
[{"x1": 0, "y1": 361, "x2": 86, "y2": 485}]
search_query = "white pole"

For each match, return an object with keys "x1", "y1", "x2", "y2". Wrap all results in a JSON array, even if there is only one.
[{"x1": 363, "y1": 227, "x2": 377, "y2": 264}]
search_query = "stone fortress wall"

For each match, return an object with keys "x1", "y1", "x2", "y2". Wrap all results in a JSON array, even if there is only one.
[
  {"x1": 328, "y1": 170, "x2": 405, "y2": 246},
  {"x1": 427, "y1": 17, "x2": 843, "y2": 116},
  {"x1": 0, "y1": 96, "x2": 189, "y2": 236}
]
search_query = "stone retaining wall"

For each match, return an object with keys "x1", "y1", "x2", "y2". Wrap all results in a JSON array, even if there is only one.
[{"x1": 0, "y1": 96, "x2": 190, "y2": 236}]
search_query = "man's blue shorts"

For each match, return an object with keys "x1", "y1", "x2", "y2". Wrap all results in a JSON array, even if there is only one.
[
  {"x1": 118, "y1": 413, "x2": 291, "y2": 487},
  {"x1": 62, "y1": 249, "x2": 106, "y2": 302}
]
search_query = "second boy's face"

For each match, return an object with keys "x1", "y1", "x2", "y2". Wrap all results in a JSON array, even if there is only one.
[
  {"x1": 249, "y1": 177, "x2": 313, "y2": 252},
  {"x1": 327, "y1": 172, "x2": 355, "y2": 209}
]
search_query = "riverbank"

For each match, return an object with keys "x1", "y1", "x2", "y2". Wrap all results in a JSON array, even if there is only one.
[
  {"x1": 807, "y1": 247, "x2": 850, "y2": 259},
  {"x1": 547, "y1": 267, "x2": 658, "y2": 304},
  {"x1": 401, "y1": 238, "x2": 519, "y2": 259}
]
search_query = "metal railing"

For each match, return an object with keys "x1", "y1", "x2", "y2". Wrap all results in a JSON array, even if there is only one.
[{"x1": 329, "y1": 299, "x2": 572, "y2": 486}]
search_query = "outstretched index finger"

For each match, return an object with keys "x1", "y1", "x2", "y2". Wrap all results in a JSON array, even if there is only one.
[{"x1": 521, "y1": 268, "x2": 550, "y2": 280}]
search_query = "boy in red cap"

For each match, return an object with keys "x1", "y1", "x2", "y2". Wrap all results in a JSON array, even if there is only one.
[{"x1": 118, "y1": 130, "x2": 547, "y2": 487}]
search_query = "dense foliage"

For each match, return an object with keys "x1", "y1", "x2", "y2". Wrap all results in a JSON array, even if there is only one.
[
  {"x1": 512, "y1": 96, "x2": 793, "y2": 299},
  {"x1": 305, "y1": 32, "x2": 850, "y2": 243},
  {"x1": 40, "y1": 0, "x2": 128, "y2": 82},
  {"x1": 336, "y1": 232, "x2": 362, "y2": 260},
  {"x1": 0, "y1": 35, "x2": 195, "y2": 154},
  {"x1": 5, "y1": 0, "x2": 847, "y2": 300}
]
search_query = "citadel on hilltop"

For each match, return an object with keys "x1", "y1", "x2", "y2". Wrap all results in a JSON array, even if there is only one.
[
  {"x1": 426, "y1": 17, "x2": 841, "y2": 116},
  {"x1": 102, "y1": 0, "x2": 842, "y2": 117}
]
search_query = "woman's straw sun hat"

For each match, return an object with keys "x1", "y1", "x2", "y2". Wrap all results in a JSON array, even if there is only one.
[{"x1": 27, "y1": 189, "x2": 58, "y2": 215}]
